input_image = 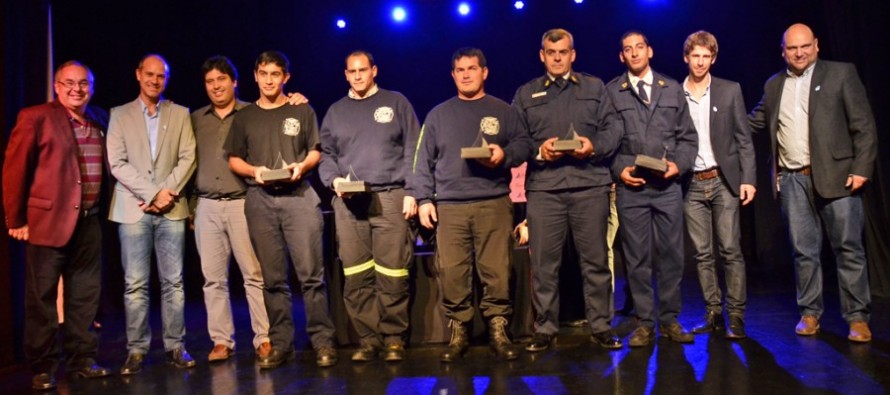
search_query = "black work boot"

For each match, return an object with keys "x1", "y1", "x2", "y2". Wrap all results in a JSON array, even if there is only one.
[
  {"x1": 440, "y1": 319, "x2": 469, "y2": 363},
  {"x1": 489, "y1": 316, "x2": 519, "y2": 361}
]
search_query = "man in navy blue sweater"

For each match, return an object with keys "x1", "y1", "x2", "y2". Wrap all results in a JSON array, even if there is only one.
[
  {"x1": 319, "y1": 51, "x2": 420, "y2": 362},
  {"x1": 414, "y1": 47, "x2": 533, "y2": 362}
]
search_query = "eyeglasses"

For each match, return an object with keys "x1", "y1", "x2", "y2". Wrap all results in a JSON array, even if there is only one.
[{"x1": 56, "y1": 80, "x2": 91, "y2": 90}]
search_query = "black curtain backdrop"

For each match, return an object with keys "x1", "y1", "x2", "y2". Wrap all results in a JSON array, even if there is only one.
[{"x1": 2, "y1": 0, "x2": 888, "y2": 369}]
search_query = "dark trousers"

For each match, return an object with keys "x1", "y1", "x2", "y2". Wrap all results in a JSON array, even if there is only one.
[
  {"x1": 527, "y1": 186, "x2": 613, "y2": 335},
  {"x1": 24, "y1": 215, "x2": 101, "y2": 374},
  {"x1": 435, "y1": 196, "x2": 513, "y2": 322},
  {"x1": 617, "y1": 183, "x2": 685, "y2": 328},
  {"x1": 333, "y1": 189, "x2": 412, "y2": 346},
  {"x1": 245, "y1": 186, "x2": 335, "y2": 350}
]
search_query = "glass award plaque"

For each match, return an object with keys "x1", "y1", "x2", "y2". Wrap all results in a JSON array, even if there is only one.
[
  {"x1": 553, "y1": 122, "x2": 582, "y2": 151},
  {"x1": 262, "y1": 155, "x2": 292, "y2": 182},
  {"x1": 461, "y1": 129, "x2": 492, "y2": 159},
  {"x1": 336, "y1": 166, "x2": 370, "y2": 193}
]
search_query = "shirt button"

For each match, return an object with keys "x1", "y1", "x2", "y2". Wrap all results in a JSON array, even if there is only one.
[
  {"x1": 74, "y1": 205, "x2": 80, "y2": 210},
  {"x1": 77, "y1": 181, "x2": 82, "y2": 184}
]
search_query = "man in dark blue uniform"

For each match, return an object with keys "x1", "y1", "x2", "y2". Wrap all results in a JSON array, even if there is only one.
[
  {"x1": 606, "y1": 31, "x2": 698, "y2": 347},
  {"x1": 415, "y1": 47, "x2": 533, "y2": 362},
  {"x1": 513, "y1": 28, "x2": 624, "y2": 352},
  {"x1": 319, "y1": 51, "x2": 420, "y2": 362}
]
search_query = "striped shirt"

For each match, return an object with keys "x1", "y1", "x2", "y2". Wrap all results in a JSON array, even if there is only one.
[{"x1": 70, "y1": 117, "x2": 103, "y2": 210}]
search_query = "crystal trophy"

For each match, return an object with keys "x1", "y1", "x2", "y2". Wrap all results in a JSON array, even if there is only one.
[
  {"x1": 261, "y1": 154, "x2": 292, "y2": 182},
  {"x1": 460, "y1": 129, "x2": 492, "y2": 159},
  {"x1": 553, "y1": 122, "x2": 582, "y2": 151},
  {"x1": 336, "y1": 165, "x2": 370, "y2": 193}
]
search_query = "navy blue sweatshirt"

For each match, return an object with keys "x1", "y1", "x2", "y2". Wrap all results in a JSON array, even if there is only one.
[
  {"x1": 413, "y1": 94, "x2": 533, "y2": 205},
  {"x1": 319, "y1": 88, "x2": 420, "y2": 193}
]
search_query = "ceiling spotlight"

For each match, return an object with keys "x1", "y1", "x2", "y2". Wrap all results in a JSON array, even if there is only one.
[
  {"x1": 458, "y1": 2, "x2": 470, "y2": 16},
  {"x1": 392, "y1": 6, "x2": 407, "y2": 22},
  {"x1": 514, "y1": 1, "x2": 525, "y2": 9},
  {"x1": 336, "y1": 19, "x2": 346, "y2": 29}
]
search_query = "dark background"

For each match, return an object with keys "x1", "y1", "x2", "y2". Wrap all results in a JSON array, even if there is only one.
[{"x1": 2, "y1": 0, "x2": 888, "y2": 368}]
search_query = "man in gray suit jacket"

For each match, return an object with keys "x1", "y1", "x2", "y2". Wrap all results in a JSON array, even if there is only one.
[
  {"x1": 681, "y1": 31, "x2": 756, "y2": 340},
  {"x1": 107, "y1": 54, "x2": 197, "y2": 373},
  {"x1": 749, "y1": 23, "x2": 877, "y2": 342}
]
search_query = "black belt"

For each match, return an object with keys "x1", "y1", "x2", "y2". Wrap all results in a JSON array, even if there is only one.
[
  {"x1": 202, "y1": 196, "x2": 244, "y2": 201},
  {"x1": 80, "y1": 206, "x2": 100, "y2": 218}
]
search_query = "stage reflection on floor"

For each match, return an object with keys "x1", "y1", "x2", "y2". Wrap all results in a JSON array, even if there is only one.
[{"x1": 1, "y1": 276, "x2": 887, "y2": 395}]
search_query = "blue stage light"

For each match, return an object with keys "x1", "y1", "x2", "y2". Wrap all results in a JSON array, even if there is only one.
[
  {"x1": 575, "y1": 0, "x2": 584, "y2": 3},
  {"x1": 514, "y1": 1, "x2": 525, "y2": 9},
  {"x1": 458, "y1": 2, "x2": 470, "y2": 16},
  {"x1": 336, "y1": 19, "x2": 346, "y2": 29},
  {"x1": 392, "y1": 6, "x2": 407, "y2": 22}
]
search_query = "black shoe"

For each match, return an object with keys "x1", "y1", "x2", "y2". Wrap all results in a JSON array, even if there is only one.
[
  {"x1": 120, "y1": 353, "x2": 145, "y2": 375},
  {"x1": 69, "y1": 359, "x2": 112, "y2": 379},
  {"x1": 166, "y1": 348, "x2": 197, "y2": 369},
  {"x1": 590, "y1": 330, "x2": 623, "y2": 349},
  {"x1": 383, "y1": 343, "x2": 405, "y2": 362},
  {"x1": 659, "y1": 322, "x2": 694, "y2": 343},
  {"x1": 489, "y1": 316, "x2": 519, "y2": 361},
  {"x1": 258, "y1": 348, "x2": 294, "y2": 369},
  {"x1": 692, "y1": 311, "x2": 724, "y2": 334},
  {"x1": 316, "y1": 346, "x2": 338, "y2": 367},
  {"x1": 525, "y1": 333, "x2": 556, "y2": 353},
  {"x1": 31, "y1": 373, "x2": 56, "y2": 391},
  {"x1": 351, "y1": 342, "x2": 378, "y2": 362},
  {"x1": 440, "y1": 319, "x2": 469, "y2": 363},
  {"x1": 726, "y1": 315, "x2": 747, "y2": 339},
  {"x1": 628, "y1": 326, "x2": 655, "y2": 347}
]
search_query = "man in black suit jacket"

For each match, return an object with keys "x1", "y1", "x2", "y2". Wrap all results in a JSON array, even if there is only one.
[
  {"x1": 749, "y1": 23, "x2": 877, "y2": 342},
  {"x1": 681, "y1": 31, "x2": 756, "y2": 340},
  {"x1": 607, "y1": 31, "x2": 698, "y2": 347}
]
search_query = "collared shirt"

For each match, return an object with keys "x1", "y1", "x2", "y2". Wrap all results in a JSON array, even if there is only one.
[
  {"x1": 777, "y1": 62, "x2": 816, "y2": 169},
  {"x1": 547, "y1": 72, "x2": 572, "y2": 83},
  {"x1": 683, "y1": 74, "x2": 718, "y2": 171},
  {"x1": 191, "y1": 100, "x2": 249, "y2": 199},
  {"x1": 628, "y1": 69, "x2": 653, "y2": 101},
  {"x1": 347, "y1": 84, "x2": 380, "y2": 100},
  {"x1": 69, "y1": 116, "x2": 104, "y2": 210},
  {"x1": 140, "y1": 99, "x2": 160, "y2": 159}
]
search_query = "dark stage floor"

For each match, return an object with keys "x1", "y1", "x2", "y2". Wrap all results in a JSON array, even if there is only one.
[{"x1": 1, "y1": 274, "x2": 888, "y2": 395}]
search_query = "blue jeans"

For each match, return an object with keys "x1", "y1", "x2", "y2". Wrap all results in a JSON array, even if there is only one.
[
  {"x1": 119, "y1": 214, "x2": 187, "y2": 353},
  {"x1": 684, "y1": 177, "x2": 747, "y2": 316},
  {"x1": 778, "y1": 170, "x2": 870, "y2": 323}
]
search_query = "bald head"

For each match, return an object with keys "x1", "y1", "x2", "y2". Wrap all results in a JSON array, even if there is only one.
[{"x1": 782, "y1": 23, "x2": 819, "y2": 75}]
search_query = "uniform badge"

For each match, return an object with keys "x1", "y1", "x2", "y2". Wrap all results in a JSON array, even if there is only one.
[
  {"x1": 374, "y1": 106, "x2": 395, "y2": 123},
  {"x1": 815, "y1": 85, "x2": 821, "y2": 92},
  {"x1": 282, "y1": 118, "x2": 300, "y2": 136},
  {"x1": 480, "y1": 117, "x2": 500, "y2": 136},
  {"x1": 657, "y1": 80, "x2": 666, "y2": 87},
  {"x1": 531, "y1": 92, "x2": 547, "y2": 98},
  {"x1": 621, "y1": 82, "x2": 629, "y2": 89}
]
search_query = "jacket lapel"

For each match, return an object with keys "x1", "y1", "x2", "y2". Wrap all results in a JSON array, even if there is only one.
[
  {"x1": 807, "y1": 62, "x2": 826, "y2": 125},
  {"x1": 154, "y1": 100, "x2": 169, "y2": 164}
]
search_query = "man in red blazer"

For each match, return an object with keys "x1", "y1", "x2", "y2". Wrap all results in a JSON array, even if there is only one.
[{"x1": 2, "y1": 61, "x2": 111, "y2": 391}]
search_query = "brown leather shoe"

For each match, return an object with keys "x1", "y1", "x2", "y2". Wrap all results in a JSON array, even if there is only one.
[
  {"x1": 848, "y1": 321, "x2": 872, "y2": 343},
  {"x1": 795, "y1": 315, "x2": 819, "y2": 336},
  {"x1": 256, "y1": 342, "x2": 272, "y2": 359},
  {"x1": 628, "y1": 326, "x2": 655, "y2": 347},
  {"x1": 208, "y1": 344, "x2": 233, "y2": 362}
]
